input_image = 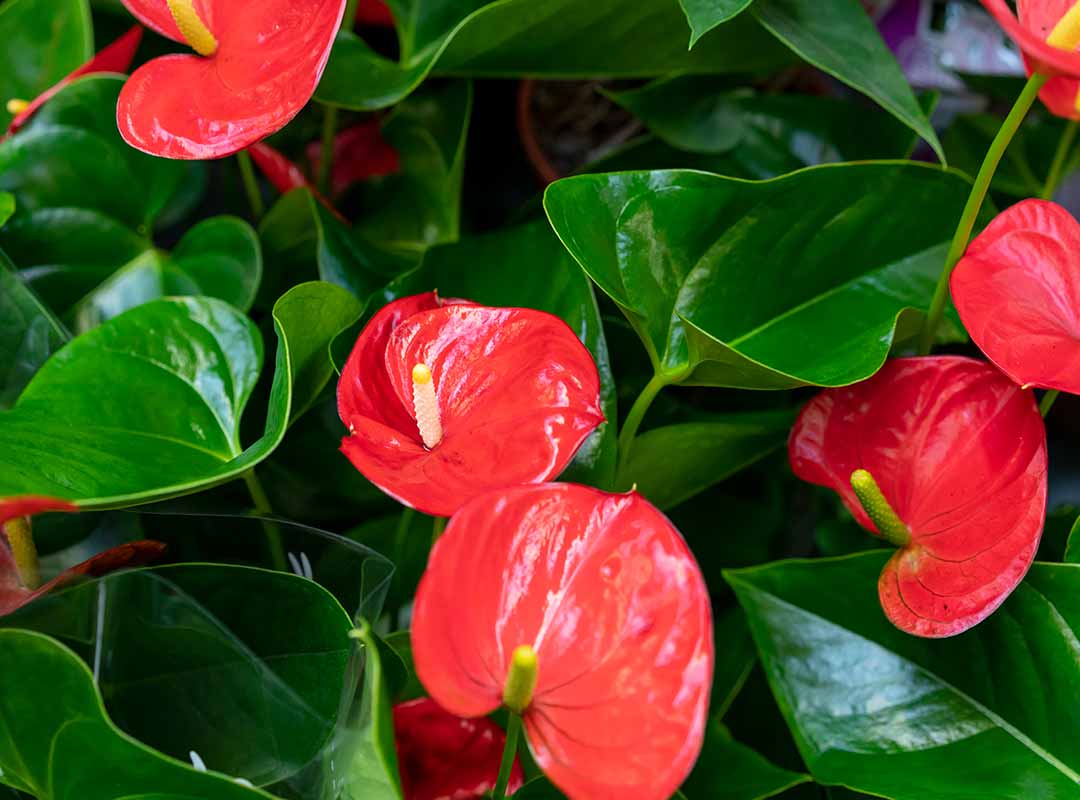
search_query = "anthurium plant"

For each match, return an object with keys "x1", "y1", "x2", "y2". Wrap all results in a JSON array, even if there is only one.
[{"x1": 7, "y1": 0, "x2": 1080, "y2": 797}]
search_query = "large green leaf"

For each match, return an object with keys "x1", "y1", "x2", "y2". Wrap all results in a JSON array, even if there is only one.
[
  {"x1": 0, "y1": 193, "x2": 13, "y2": 227},
  {"x1": 727, "y1": 554, "x2": 1080, "y2": 798},
  {"x1": 66, "y1": 216, "x2": 262, "y2": 332},
  {"x1": 0, "y1": 629, "x2": 269, "y2": 798},
  {"x1": 0, "y1": 248, "x2": 68, "y2": 409},
  {"x1": 676, "y1": 0, "x2": 942, "y2": 160},
  {"x1": 316, "y1": 0, "x2": 788, "y2": 111},
  {"x1": 4, "y1": 565, "x2": 353, "y2": 788},
  {"x1": 0, "y1": 0, "x2": 92, "y2": 130},
  {"x1": 352, "y1": 80, "x2": 472, "y2": 250},
  {"x1": 0, "y1": 282, "x2": 361, "y2": 508},
  {"x1": 617, "y1": 410, "x2": 794, "y2": 509},
  {"x1": 544, "y1": 163, "x2": 971, "y2": 389},
  {"x1": 383, "y1": 220, "x2": 618, "y2": 487},
  {"x1": 684, "y1": 721, "x2": 810, "y2": 800}
]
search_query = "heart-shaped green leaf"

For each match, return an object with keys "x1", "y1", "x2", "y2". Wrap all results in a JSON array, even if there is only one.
[
  {"x1": 676, "y1": 0, "x2": 941, "y2": 160},
  {"x1": 316, "y1": 0, "x2": 788, "y2": 111},
  {"x1": 727, "y1": 554, "x2": 1080, "y2": 798},
  {"x1": 618, "y1": 411, "x2": 795, "y2": 509},
  {"x1": 0, "y1": 248, "x2": 67, "y2": 409},
  {"x1": 0, "y1": 0, "x2": 92, "y2": 130},
  {"x1": 4, "y1": 564, "x2": 354, "y2": 788},
  {"x1": 0, "y1": 281, "x2": 361, "y2": 508},
  {"x1": 0, "y1": 628, "x2": 270, "y2": 798},
  {"x1": 545, "y1": 163, "x2": 971, "y2": 389},
  {"x1": 684, "y1": 721, "x2": 810, "y2": 800}
]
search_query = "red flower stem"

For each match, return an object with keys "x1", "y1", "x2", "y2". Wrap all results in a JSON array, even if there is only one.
[
  {"x1": 1042, "y1": 119, "x2": 1079, "y2": 200},
  {"x1": 1040, "y1": 389, "x2": 1060, "y2": 417},
  {"x1": 918, "y1": 72, "x2": 1048, "y2": 355},
  {"x1": 492, "y1": 712, "x2": 522, "y2": 800},
  {"x1": 236, "y1": 150, "x2": 265, "y2": 221},
  {"x1": 318, "y1": 105, "x2": 338, "y2": 197},
  {"x1": 3, "y1": 516, "x2": 40, "y2": 589},
  {"x1": 243, "y1": 469, "x2": 287, "y2": 571}
]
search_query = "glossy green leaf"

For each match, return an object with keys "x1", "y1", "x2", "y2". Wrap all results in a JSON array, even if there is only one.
[
  {"x1": 0, "y1": 248, "x2": 68, "y2": 409},
  {"x1": 676, "y1": 0, "x2": 942, "y2": 160},
  {"x1": 317, "y1": 0, "x2": 788, "y2": 111},
  {"x1": 383, "y1": 220, "x2": 617, "y2": 487},
  {"x1": 67, "y1": 216, "x2": 263, "y2": 332},
  {"x1": 352, "y1": 81, "x2": 472, "y2": 249},
  {"x1": 5, "y1": 565, "x2": 353, "y2": 788},
  {"x1": 0, "y1": 629, "x2": 269, "y2": 798},
  {"x1": 618, "y1": 410, "x2": 794, "y2": 509},
  {"x1": 0, "y1": 282, "x2": 361, "y2": 508},
  {"x1": 727, "y1": 553, "x2": 1080, "y2": 798},
  {"x1": 607, "y1": 78, "x2": 926, "y2": 165},
  {"x1": 545, "y1": 163, "x2": 971, "y2": 389},
  {"x1": 0, "y1": 0, "x2": 92, "y2": 130},
  {"x1": 338, "y1": 621, "x2": 403, "y2": 800},
  {"x1": 684, "y1": 721, "x2": 810, "y2": 800}
]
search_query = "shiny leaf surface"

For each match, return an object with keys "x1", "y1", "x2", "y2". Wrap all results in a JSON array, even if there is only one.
[
  {"x1": 0, "y1": 282, "x2": 361, "y2": 508},
  {"x1": 790, "y1": 357, "x2": 1047, "y2": 637},
  {"x1": 412, "y1": 484, "x2": 713, "y2": 800},
  {"x1": 618, "y1": 411, "x2": 794, "y2": 510},
  {"x1": 0, "y1": 250, "x2": 67, "y2": 409},
  {"x1": 545, "y1": 163, "x2": 971, "y2": 388},
  {"x1": 317, "y1": 0, "x2": 788, "y2": 111},
  {"x1": 0, "y1": 628, "x2": 270, "y2": 798},
  {"x1": 728, "y1": 554, "x2": 1080, "y2": 798}
]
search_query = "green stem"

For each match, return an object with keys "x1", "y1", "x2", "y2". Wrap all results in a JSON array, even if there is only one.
[
  {"x1": 1041, "y1": 389, "x2": 1060, "y2": 418},
  {"x1": 617, "y1": 372, "x2": 671, "y2": 464},
  {"x1": 431, "y1": 516, "x2": 446, "y2": 546},
  {"x1": 236, "y1": 150, "x2": 264, "y2": 221},
  {"x1": 318, "y1": 105, "x2": 338, "y2": 197},
  {"x1": 243, "y1": 469, "x2": 287, "y2": 571},
  {"x1": 1043, "y1": 119, "x2": 1079, "y2": 200},
  {"x1": 492, "y1": 713, "x2": 522, "y2": 800},
  {"x1": 918, "y1": 72, "x2": 1048, "y2": 355},
  {"x1": 343, "y1": 0, "x2": 358, "y2": 28}
]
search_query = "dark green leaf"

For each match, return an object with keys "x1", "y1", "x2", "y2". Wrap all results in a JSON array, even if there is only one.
[
  {"x1": 0, "y1": 193, "x2": 13, "y2": 227},
  {"x1": 5, "y1": 565, "x2": 353, "y2": 788},
  {"x1": 618, "y1": 410, "x2": 794, "y2": 509},
  {"x1": 0, "y1": 628, "x2": 269, "y2": 798},
  {"x1": 684, "y1": 720, "x2": 810, "y2": 799},
  {"x1": 317, "y1": 0, "x2": 788, "y2": 111},
  {"x1": 0, "y1": 282, "x2": 361, "y2": 508},
  {"x1": 727, "y1": 553, "x2": 1080, "y2": 798},
  {"x1": 712, "y1": 606, "x2": 758, "y2": 720},
  {"x1": 545, "y1": 163, "x2": 971, "y2": 389},
  {"x1": 679, "y1": 0, "x2": 755, "y2": 46},
  {"x1": 0, "y1": 0, "x2": 92, "y2": 129},
  {"x1": 0, "y1": 248, "x2": 68, "y2": 409},
  {"x1": 384, "y1": 220, "x2": 617, "y2": 487},
  {"x1": 1063, "y1": 514, "x2": 1080, "y2": 563}
]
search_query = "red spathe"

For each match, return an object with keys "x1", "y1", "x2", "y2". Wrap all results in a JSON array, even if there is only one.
[
  {"x1": 337, "y1": 293, "x2": 604, "y2": 517},
  {"x1": 410, "y1": 484, "x2": 713, "y2": 800},
  {"x1": 952, "y1": 199, "x2": 1080, "y2": 393},
  {"x1": 790, "y1": 357, "x2": 1048, "y2": 638},
  {"x1": 394, "y1": 697, "x2": 523, "y2": 800},
  {"x1": 117, "y1": 0, "x2": 345, "y2": 159}
]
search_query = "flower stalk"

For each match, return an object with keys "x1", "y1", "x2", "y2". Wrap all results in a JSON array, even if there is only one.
[
  {"x1": 3, "y1": 516, "x2": 41, "y2": 589},
  {"x1": 492, "y1": 712, "x2": 522, "y2": 800}
]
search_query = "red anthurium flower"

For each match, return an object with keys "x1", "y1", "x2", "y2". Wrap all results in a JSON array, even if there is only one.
[
  {"x1": 337, "y1": 293, "x2": 604, "y2": 517},
  {"x1": 411, "y1": 484, "x2": 713, "y2": 800},
  {"x1": 790, "y1": 357, "x2": 1047, "y2": 638},
  {"x1": 981, "y1": 1, "x2": 1080, "y2": 117},
  {"x1": 0, "y1": 496, "x2": 166, "y2": 615},
  {"x1": 393, "y1": 697, "x2": 524, "y2": 800},
  {"x1": 356, "y1": 0, "x2": 394, "y2": 26},
  {"x1": 951, "y1": 199, "x2": 1080, "y2": 393},
  {"x1": 5, "y1": 26, "x2": 144, "y2": 135},
  {"x1": 305, "y1": 120, "x2": 399, "y2": 197},
  {"x1": 116, "y1": 0, "x2": 346, "y2": 159}
]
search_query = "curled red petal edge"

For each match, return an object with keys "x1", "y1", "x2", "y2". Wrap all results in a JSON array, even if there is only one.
[
  {"x1": 981, "y1": 0, "x2": 1080, "y2": 76},
  {"x1": 246, "y1": 142, "x2": 347, "y2": 224},
  {"x1": 789, "y1": 356, "x2": 1048, "y2": 638},
  {"x1": 411, "y1": 483, "x2": 713, "y2": 800}
]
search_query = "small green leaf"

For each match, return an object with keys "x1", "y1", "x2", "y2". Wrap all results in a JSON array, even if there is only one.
[
  {"x1": 684, "y1": 720, "x2": 810, "y2": 799},
  {"x1": 727, "y1": 554, "x2": 1080, "y2": 798},
  {"x1": 679, "y1": 0, "x2": 755, "y2": 46},
  {"x1": 0, "y1": 628, "x2": 270, "y2": 798},
  {"x1": 0, "y1": 0, "x2": 92, "y2": 129},
  {"x1": 545, "y1": 163, "x2": 971, "y2": 389},
  {"x1": 0, "y1": 282, "x2": 361, "y2": 508},
  {"x1": 0, "y1": 193, "x2": 13, "y2": 228},
  {"x1": 618, "y1": 411, "x2": 794, "y2": 509},
  {"x1": 1063, "y1": 514, "x2": 1080, "y2": 563}
]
